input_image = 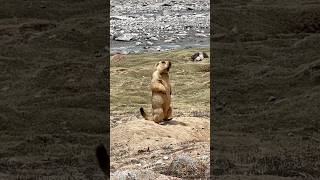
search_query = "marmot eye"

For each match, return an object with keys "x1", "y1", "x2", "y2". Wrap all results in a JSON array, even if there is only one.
[{"x1": 161, "y1": 61, "x2": 165, "y2": 64}]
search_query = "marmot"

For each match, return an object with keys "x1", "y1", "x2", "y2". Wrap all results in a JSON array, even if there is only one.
[
  {"x1": 140, "y1": 60, "x2": 172, "y2": 123},
  {"x1": 191, "y1": 52, "x2": 209, "y2": 61}
]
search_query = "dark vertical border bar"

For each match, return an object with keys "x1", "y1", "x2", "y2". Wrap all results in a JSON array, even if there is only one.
[
  {"x1": 106, "y1": 0, "x2": 111, "y2": 178},
  {"x1": 210, "y1": 0, "x2": 215, "y2": 178},
  {"x1": 209, "y1": 0, "x2": 320, "y2": 179}
]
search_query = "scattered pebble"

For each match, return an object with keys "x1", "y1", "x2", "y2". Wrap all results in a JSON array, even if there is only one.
[
  {"x1": 149, "y1": 37, "x2": 159, "y2": 41},
  {"x1": 146, "y1": 41, "x2": 154, "y2": 46},
  {"x1": 155, "y1": 159, "x2": 163, "y2": 165},
  {"x1": 110, "y1": 0, "x2": 209, "y2": 53}
]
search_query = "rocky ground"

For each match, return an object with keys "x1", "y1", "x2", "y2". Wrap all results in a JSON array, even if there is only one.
[{"x1": 110, "y1": 0, "x2": 210, "y2": 54}]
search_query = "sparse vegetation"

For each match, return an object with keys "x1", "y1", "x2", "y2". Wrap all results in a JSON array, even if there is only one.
[
  {"x1": 166, "y1": 154, "x2": 208, "y2": 178},
  {"x1": 110, "y1": 48, "x2": 210, "y2": 115}
]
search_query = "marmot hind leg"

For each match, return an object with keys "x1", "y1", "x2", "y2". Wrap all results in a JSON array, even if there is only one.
[
  {"x1": 164, "y1": 106, "x2": 172, "y2": 121},
  {"x1": 152, "y1": 108, "x2": 165, "y2": 123}
]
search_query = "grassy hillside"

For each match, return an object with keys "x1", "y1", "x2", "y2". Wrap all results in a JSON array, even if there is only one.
[{"x1": 110, "y1": 48, "x2": 210, "y2": 116}]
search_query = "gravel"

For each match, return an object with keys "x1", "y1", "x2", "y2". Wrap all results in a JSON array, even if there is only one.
[{"x1": 110, "y1": 0, "x2": 210, "y2": 54}]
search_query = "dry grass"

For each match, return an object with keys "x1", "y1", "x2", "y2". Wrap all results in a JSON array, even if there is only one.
[{"x1": 166, "y1": 154, "x2": 208, "y2": 178}]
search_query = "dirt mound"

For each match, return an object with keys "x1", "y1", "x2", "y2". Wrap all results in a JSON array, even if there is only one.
[
  {"x1": 111, "y1": 170, "x2": 182, "y2": 180},
  {"x1": 110, "y1": 117, "x2": 210, "y2": 178},
  {"x1": 111, "y1": 117, "x2": 209, "y2": 153}
]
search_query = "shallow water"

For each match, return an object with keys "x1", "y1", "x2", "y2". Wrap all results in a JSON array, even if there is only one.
[{"x1": 110, "y1": 42, "x2": 210, "y2": 54}]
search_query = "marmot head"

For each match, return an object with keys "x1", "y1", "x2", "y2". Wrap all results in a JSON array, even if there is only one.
[{"x1": 154, "y1": 60, "x2": 171, "y2": 73}]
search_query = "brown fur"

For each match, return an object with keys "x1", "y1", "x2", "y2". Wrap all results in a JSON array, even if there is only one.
[{"x1": 140, "y1": 60, "x2": 172, "y2": 123}]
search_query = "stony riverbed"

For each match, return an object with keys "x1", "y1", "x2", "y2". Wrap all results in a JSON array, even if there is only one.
[{"x1": 110, "y1": 0, "x2": 210, "y2": 54}]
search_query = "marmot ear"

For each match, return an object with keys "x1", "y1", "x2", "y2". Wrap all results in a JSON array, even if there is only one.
[{"x1": 154, "y1": 62, "x2": 159, "y2": 69}]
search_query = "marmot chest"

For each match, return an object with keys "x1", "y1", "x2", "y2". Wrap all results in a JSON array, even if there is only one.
[{"x1": 162, "y1": 79, "x2": 170, "y2": 90}]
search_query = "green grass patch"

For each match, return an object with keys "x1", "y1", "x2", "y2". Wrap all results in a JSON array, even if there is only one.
[{"x1": 110, "y1": 49, "x2": 210, "y2": 114}]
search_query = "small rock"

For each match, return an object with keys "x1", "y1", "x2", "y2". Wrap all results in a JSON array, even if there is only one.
[
  {"x1": 128, "y1": 15, "x2": 139, "y2": 18},
  {"x1": 195, "y1": 33, "x2": 208, "y2": 38},
  {"x1": 121, "y1": 50, "x2": 129, "y2": 55},
  {"x1": 149, "y1": 37, "x2": 159, "y2": 41},
  {"x1": 164, "y1": 38, "x2": 175, "y2": 43},
  {"x1": 161, "y1": 3, "x2": 171, "y2": 6},
  {"x1": 110, "y1": 16, "x2": 129, "y2": 20},
  {"x1": 115, "y1": 33, "x2": 138, "y2": 42},
  {"x1": 131, "y1": 159, "x2": 140, "y2": 164},
  {"x1": 177, "y1": 33, "x2": 188, "y2": 36},
  {"x1": 145, "y1": 33, "x2": 153, "y2": 38},
  {"x1": 155, "y1": 159, "x2": 163, "y2": 165},
  {"x1": 135, "y1": 41, "x2": 142, "y2": 45},
  {"x1": 144, "y1": 14, "x2": 155, "y2": 18},
  {"x1": 146, "y1": 41, "x2": 153, "y2": 46},
  {"x1": 163, "y1": 156, "x2": 169, "y2": 160}
]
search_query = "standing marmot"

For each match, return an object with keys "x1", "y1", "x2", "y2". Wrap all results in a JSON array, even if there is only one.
[{"x1": 140, "y1": 60, "x2": 172, "y2": 123}]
